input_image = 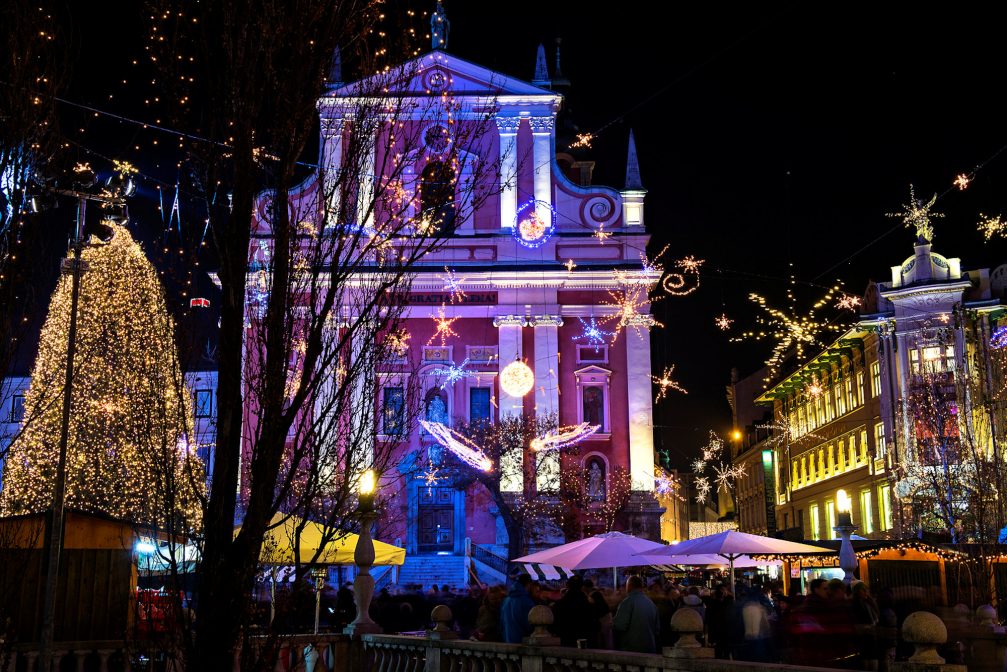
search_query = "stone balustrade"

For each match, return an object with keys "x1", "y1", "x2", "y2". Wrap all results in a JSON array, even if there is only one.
[{"x1": 4, "y1": 642, "x2": 129, "y2": 672}]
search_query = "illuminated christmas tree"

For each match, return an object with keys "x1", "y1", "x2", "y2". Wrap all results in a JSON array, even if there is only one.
[{"x1": 0, "y1": 223, "x2": 203, "y2": 525}]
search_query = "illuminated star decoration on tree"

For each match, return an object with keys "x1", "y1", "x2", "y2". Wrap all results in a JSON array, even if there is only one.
[
  {"x1": 978, "y1": 213, "x2": 1006, "y2": 241},
  {"x1": 714, "y1": 313, "x2": 734, "y2": 331},
  {"x1": 954, "y1": 173, "x2": 971, "y2": 191},
  {"x1": 652, "y1": 365, "x2": 687, "y2": 403},
  {"x1": 428, "y1": 305, "x2": 460, "y2": 346},
  {"x1": 888, "y1": 184, "x2": 942, "y2": 243},
  {"x1": 574, "y1": 316, "x2": 615, "y2": 349},
  {"x1": 530, "y1": 422, "x2": 600, "y2": 452},
  {"x1": 431, "y1": 358, "x2": 470, "y2": 389},
  {"x1": 419, "y1": 420, "x2": 493, "y2": 471},
  {"x1": 836, "y1": 294, "x2": 861, "y2": 311},
  {"x1": 731, "y1": 280, "x2": 846, "y2": 379},
  {"x1": 440, "y1": 266, "x2": 466, "y2": 303}
]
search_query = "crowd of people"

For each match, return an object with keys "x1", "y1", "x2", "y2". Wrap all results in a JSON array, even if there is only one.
[{"x1": 272, "y1": 573, "x2": 907, "y2": 668}]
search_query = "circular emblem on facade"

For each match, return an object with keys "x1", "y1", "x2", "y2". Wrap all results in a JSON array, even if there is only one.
[
  {"x1": 512, "y1": 199, "x2": 556, "y2": 249},
  {"x1": 424, "y1": 68, "x2": 448, "y2": 92}
]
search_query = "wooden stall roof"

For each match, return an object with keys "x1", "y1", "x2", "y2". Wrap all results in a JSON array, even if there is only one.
[{"x1": 0, "y1": 509, "x2": 148, "y2": 551}]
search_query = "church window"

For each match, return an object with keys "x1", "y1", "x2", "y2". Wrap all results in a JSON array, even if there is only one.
[
  {"x1": 382, "y1": 386, "x2": 406, "y2": 436},
  {"x1": 469, "y1": 387, "x2": 491, "y2": 424},
  {"x1": 583, "y1": 386, "x2": 605, "y2": 428},
  {"x1": 419, "y1": 160, "x2": 456, "y2": 232}
]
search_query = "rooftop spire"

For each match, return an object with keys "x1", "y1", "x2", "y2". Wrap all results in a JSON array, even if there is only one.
[
  {"x1": 552, "y1": 38, "x2": 571, "y2": 88},
  {"x1": 625, "y1": 129, "x2": 643, "y2": 190},
  {"x1": 431, "y1": 1, "x2": 450, "y2": 50},
  {"x1": 326, "y1": 46, "x2": 343, "y2": 88},
  {"x1": 532, "y1": 43, "x2": 551, "y2": 87}
]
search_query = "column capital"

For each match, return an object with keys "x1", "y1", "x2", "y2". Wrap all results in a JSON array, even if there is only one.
[
  {"x1": 493, "y1": 315, "x2": 528, "y2": 327},
  {"x1": 320, "y1": 116, "x2": 346, "y2": 138},
  {"x1": 494, "y1": 116, "x2": 523, "y2": 132},
  {"x1": 529, "y1": 314, "x2": 564, "y2": 327},
  {"x1": 527, "y1": 116, "x2": 556, "y2": 133}
]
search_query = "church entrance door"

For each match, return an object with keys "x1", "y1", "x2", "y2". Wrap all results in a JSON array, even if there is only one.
[{"x1": 418, "y1": 486, "x2": 455, "y2": 553}]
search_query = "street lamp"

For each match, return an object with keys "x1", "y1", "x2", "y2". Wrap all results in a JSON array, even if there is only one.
[
  {"x1": 834, "y1": 489, "x2": 858, "y2": 585},
  {"x1": 343, "y1": 469, "x2": 383, "y2": 636}
]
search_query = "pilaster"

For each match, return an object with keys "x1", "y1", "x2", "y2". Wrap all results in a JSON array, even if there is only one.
[
  {"x1": 496, "y1": 117, "x2": 521, "y2": 231},
  {"x1": 624, "y1": 316, "x2": 656, "y2": 492},
  {"x1": 531, "y1": 314, "x2": 563, "y2": 491}
]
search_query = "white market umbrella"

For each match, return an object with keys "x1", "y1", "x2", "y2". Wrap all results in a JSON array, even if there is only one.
[
  {"x1": 515, "y1": 532, "x2": 667, "y2": 586},
  {"x1": 639, "y1": 552, "x2": 782, "y2": 570},
  {"x1": 635, "y1": 530, "x2": 830, "y2": 588}
]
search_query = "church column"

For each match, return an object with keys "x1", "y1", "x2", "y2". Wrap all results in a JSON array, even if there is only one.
[
  {"x1": 357, "y1": 126, "x2": 376, "y2": 230},
  {"x1": 496, "y1": 116, "x2": 521, "y2": 231},
  {"x1": 348, "y1": 315, "x2": 375, "y2": 466},
  {"x1": 624, "y1": 315, "x2": 656, "y2": 492},
  {"x1": 531, "y1": 314, "x2": 563, "y2": 491},
  {"x1": 494, "y1": 314, "x2": 527, "y2": 492},
  {"x1": 528, "y1": 116, "x2": 554, "y2": 226},
  {"x1": 320, "y1": 116, "x2": 346, "y2": 228}
]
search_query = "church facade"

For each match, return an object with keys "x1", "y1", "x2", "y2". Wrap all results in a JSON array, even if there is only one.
[{"x1": 243, "y1": 40, "x2": 664, "y2": 578}]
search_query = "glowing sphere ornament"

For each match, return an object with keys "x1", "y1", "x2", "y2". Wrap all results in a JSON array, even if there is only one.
[
  {"x1": 500, "y1": 359, "x2": 535, "y2": 397},
  {"x1": 512, "y1": 199, "x2": 556, "y2": 248}
]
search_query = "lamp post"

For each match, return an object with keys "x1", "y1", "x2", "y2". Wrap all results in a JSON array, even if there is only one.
[
  {"x1": 834, "y1": 489, "x2": 857, "y2": 585},
  {"x1": 343, "y1": 470, "x2": 383, "y2": 636}
]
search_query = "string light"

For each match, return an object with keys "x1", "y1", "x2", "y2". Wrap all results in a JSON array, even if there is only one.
[
  {"x1": 714, "y1": 313, "x2": 733, "y2": 331},
  {"x1": 428, "y1": 305, "x2": 460, "y2": 346},
  {"x1": 418, "y1": 420, "x2": 492, "y2": 471},
  {"x1": 0, "y1": 224, "x2": 204, "y2": 524},
  {"x1": 756, "y1": 419, "x2": 824, "y2": 448},
  {"x1": 431, "y1": 357, "x2": 469, "y2": 389},
  {"x1": 500, "y1": 359, "x2": 535, "y2": 398},
  {"x1": 652, "y1": 365, "x2": 687, "y2": 402},
  {"x1": 888, "y1": 184, "x2": 942, "y2": 242},
  {"x1": 440, "y1": 266, "x2": 466, "y2": 303},
  {"x1": 574, "y1": 316, "x2": 615, "y2": 349},
  {"x1": 978, "y1": 213, "x2": 1005, "y2": 241},
  {"x1": 530, "y1": 423, "x2": 600, "y2": 452}
]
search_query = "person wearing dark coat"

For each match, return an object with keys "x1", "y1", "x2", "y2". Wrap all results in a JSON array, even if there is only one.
[
  {"x1": 552, "y1": 576, "x2": 597, "y2": 647},
  {"x1": 499, "y1": 574, "x2": 536, "y2": 644}
]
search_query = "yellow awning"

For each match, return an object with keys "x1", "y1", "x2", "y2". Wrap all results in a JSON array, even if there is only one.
[{"x1": 235, "y1": 513, "x2": 406, "y2": 566}]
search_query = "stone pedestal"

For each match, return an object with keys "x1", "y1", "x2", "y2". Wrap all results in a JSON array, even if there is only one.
[
  {"x1": 524, "y1": 605, "x2": 560, "y2": 646},
  {"x1": 663, "y1": 606, "x2": 714, "y2": 659},
  {"x1": 624, "y1": 491, "x2": 665, "y2": 542},
  {"x1": 890, "y1": 611, "x2": 966, "y2": 672},
  {"x1": 427, "y1": 605, "x2": 459, "y2": 640}
]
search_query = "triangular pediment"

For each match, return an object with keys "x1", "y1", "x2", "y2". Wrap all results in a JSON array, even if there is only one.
[
  {"x1": 323, "y1": 51, "x2": 558, "y2": 99},
  {"x1": 574, "y1": 365, "x2": 612, "y2": 378}
]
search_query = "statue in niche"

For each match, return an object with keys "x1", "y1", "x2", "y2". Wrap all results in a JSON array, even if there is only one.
[
  {"x1": 425, "y1": 391, "x2": 448, "y2": 425},
  {"x1": 587, "y1": 459, "x2": 605, "y2": 501},
  {"x1": 583, "y1": 386, "x2": 604, "y2": 428}
]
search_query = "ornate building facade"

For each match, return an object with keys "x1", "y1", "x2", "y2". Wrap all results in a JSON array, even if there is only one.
[{"x1": 242, "y1": 41, "x2": 663, "y2": 582}]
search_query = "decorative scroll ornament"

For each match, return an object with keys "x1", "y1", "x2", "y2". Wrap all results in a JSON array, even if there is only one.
[
  {"x1": 530, "y1": 423, "x2": 600, "y2": 452},
  {"x1": 500, "y1": 359, "x2": 535, "y2": 397},
  {"x1": 419, "y1": 420, "x2": 493, "y2": 471}
]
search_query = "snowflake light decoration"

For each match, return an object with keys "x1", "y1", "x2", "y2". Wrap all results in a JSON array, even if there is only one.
[
  {"x1": 978, "y1": 213, "x2": 1005, "y2": 241},
  {"x1": 653, "y1": 365, "x2": 687, "y2": 403},
  {"x1": 888, "y1": 184, "x2": 942, "y2": 243},
  {"x1": 731, "y1": 281, "x2": 846, "y2": 378},
  {"x1": 419, "y1": 420, "x2": 493, "y2": 471},
  {"x1": 756, "y1": 419, "x2": 824, "y2": 448},
  {"x1": 715, "y1": 313, "x2": 734, "y2": 330},
  {"x1": 530, "y1": 423, "x2": 600, "y2": 452},
  {"x1": 694, "y1": 476, "x2": 712, "y2": 503},
  {"x1": 431, "y1": 358, "x2": 470, "y2": 389},
  {"x1": 954, "y1": 173, "x2": 971, "y2": 191},
  {"x1": 691, "y1": 431, "x2": 742, "y2": 504},
  {"x1": 428, "y1": 305, "x2": 460, "y2": 346},
  {"x1": 806, "y1": 381, "x2": 824, "y2": 398},
  {"x1": 440, "y1": 266, "x2": 467, "y2": 303},
  {"x1": 836, "y1": 294, "x2": 861, "y2": 311},
  {"x1": 574, "y1": 316, "x2": 615, "y2": 348},
  {"x1": 421, "y1": 462, "x2": 443, "y2": 487}
]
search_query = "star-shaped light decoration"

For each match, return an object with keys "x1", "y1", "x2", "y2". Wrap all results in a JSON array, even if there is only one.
[
  {"x1": 954, "y1": 173, "x2": 971, "y2": 191},
  {"x1": 594, "y1": 227, "x2": 612, "y2": 244},
  {"x1": 565, "y1": 258, "x2": 577, "y2": 272},
  {"x1": 574, "y1": 316, "x2": 615, "y2": 349},
  {"x1": 806, "y1": 381, "x2": 824, "y2": 398},
  {"x1": 421, "y1": 462, "x2": 443, "y2": 487},
  {"x1": 888, "y1": 184, "x2": 942, "y2": 243},
  {"x1": 714, "y1": 313, "x2": 734, "y2": 330},
  {"x1": 440, "y1": 266, "x2": 466, "y2": 303},
  {"x1": 836, "y1": 294, "x2": 861, "y2": 311},
  {"x1": 652, "y1": 365, "x2": 687, "y2": 403},
  {"x1": 570, "y1": 133, "x2": 594, "y2": 149},
  {"x1": 978, "y1": 213, "x2": 1005, "y2": 241},
  {"x1": 428, "y1": 305, "x2": 460, "y2": 346},
  {"x1": 431, "y1": 358, "x2": 470, "y2": 389}
]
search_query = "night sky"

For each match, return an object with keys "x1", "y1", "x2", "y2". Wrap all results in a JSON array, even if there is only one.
[{"x1": 52, "y1": 2, "x2": 1007, "y2": 468}]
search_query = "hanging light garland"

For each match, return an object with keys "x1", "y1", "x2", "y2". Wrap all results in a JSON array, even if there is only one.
[
  {"x1": 530, "y1": 423, "x2": 600, "y2": 452},
  {"x1": 500, "y1": 359, "x2": 535, "y2": 397},
  {"x1": 418, "y1": 420, "x2": 493, "y2": 471}
]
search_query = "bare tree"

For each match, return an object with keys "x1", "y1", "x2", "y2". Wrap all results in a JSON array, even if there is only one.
[{"x1": 147, "y1": 2, "x2": 501, "y2": 667}]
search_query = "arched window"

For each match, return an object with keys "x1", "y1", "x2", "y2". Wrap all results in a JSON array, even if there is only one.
[{"x1": 419, "y1": 160, "x2": 455, "y2": 232}]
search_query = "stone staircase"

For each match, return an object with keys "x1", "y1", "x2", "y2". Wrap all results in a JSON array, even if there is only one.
[{"x1": 395, "y1": 554, "x2": 468, "y2": 590}]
